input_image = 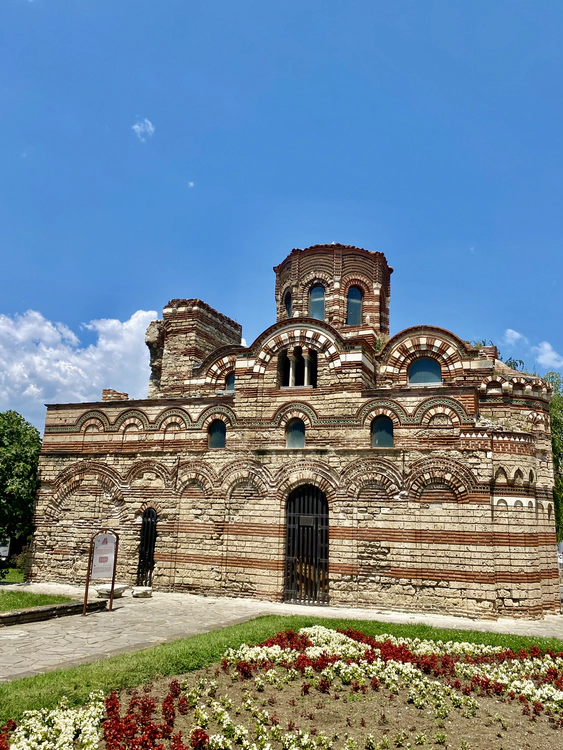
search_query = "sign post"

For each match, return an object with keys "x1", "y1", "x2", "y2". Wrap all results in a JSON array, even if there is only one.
[{"x1": 82, "y1": 529, "x2": 119, "y2": 615}]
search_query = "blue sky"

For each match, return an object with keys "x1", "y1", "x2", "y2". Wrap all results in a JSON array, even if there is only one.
[{"x1": 1, "y1": 1, "x2": 562, "y2": 429}]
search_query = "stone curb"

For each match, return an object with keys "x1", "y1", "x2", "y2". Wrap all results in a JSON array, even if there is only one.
[{"x1": 0, "y1": 599, "x2": 107, "y2": 627}]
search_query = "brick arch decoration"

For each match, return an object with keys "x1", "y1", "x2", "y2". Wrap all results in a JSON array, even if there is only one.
[
  {"x1": 407, "y1": 458, "x2": 477, "y2": 502},
  {"x1": 111, "y1": 409, "x2": 150, "y2": 432},
  {"x1": 272, "y1": 402, "x2": 318, "y2": 428},
  {"x1": 357, "y1": 399, "x2": 408, "y2": 427},
  {"x1": 80, "y1": 416, "x2": 108, "y2": 433},
  {"x1": 136, "y1": 501, "x2": 163, "y2": 517},
  {"x1": 47, "y1": 460, "x2": 125, "y2": 520},
  {"x1": 154, "y1": 408, "x2": 191, "y2": 431},
  {"x1": 204, "y1": 353, "x2": 238, "y2": 388},
  {"x1": 126, "y1": 459, "x2": 172, "y2": 488},
  {"x1": 413, "y1": 397, "x2": 473, "y2": 426},
  {"x1": 218, "y1": 460, "x2": 273, "y2": 498},
  {"x1": 340, "y1": 458, "x2": 403, "y2": 499},
  {"x1": 119, "y1": 416, "x2": 146, "y2": 433},
  {"x1": 75, "y1": 411, "x2": 111, "y2": 432},
  {"x1": 273, "y1": 460, "x2": 339, "y2": 506},
  {"x1": 494, "y1": 466, "x2": 509, "y2": 484},
  {"x1": 196, "y1": 404, "x2": 237, "y2": 429},
  {"x1": 177, "y1": 460, "x2": 218, "y2": 496},
  {"x1": 299, "y1": 270, "x2": 333, "y2": 296},
  {"x1": 252, "y1": 326, "x2": 345, "y2": 378},
  {"x1": 378, "y1": 330, "x2": 466, "y2": 387},
  {"x1": 479, "y1": 375, "x2": 510, "y2": 394},
  {"x1": 527, "y1": 411, "x2": 547, "y2": 432}
]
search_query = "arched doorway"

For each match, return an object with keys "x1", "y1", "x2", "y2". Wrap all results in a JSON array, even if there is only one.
[
  {"x1": 137, "y1": 508, "x2": 157, "y2": 586},
  {"x1": 284, "y1": 484, "x2": 329, "y2": 604}
]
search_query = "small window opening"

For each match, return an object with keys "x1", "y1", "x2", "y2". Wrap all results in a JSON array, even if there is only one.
[
  {"x1": 286, "y1": 418, "x2": 305, "y2": 448},
  {"x1": 225, "y1": 372, "x2": 235, "y2": 392},
  {"x1": 309, "y1": 285, "x2": 325, "y2": 321},
  {"x1": 371, "y1": 415, "x2": 394, "y2": 447},
  {"x1": 346, "y1": 286, "x2": 363, "y2": 325},
  {"x1": 279, "y1": 347, "x2": 318, "y2": 387},
  {"x1": 408, "y1": 357, "x2": 442, "y2": 385},
  {"x1": 208, "y1": 419, "x2": 226, "y2": 449},
  {"x1": 284, "y1": 291, "x2": 292, "y2": 318}
]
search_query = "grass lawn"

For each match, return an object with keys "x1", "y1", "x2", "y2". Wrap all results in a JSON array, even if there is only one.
[
  {"x1": 0, "y1": 566, "x2": 25, "y2": 583},
  {"x1": 0, "y1": 590, "x2": 75, "y2": 613},
  {"x1": 1, "y1": 614, "x2": 563, "y2": 724}
]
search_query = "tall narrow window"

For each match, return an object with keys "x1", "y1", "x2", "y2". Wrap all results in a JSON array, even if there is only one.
[
  {"x1": 284, "y1": 291, "x2": 292, "y2": 318},
  {"x1": 346, "y1": 286, "x2": 363, "y2": 325},
  {"x1": 371, "y1": 416, "x2": 394, "y2": 447},
  {"x1": 309, "y1": 285, "x2": 325, "y2": 321},
  {"x1": 208, "y1": 419, "x2": 226, "y2": 449},
  {"x1": 408, "y1": 357, "x2": 442, "y2": 385},
  {"x1": 286, "y1": 418, "x2": 305, "y2": 448},
  {"x1": 225, "y1": 372, "x2": 235, "y2": 392}
]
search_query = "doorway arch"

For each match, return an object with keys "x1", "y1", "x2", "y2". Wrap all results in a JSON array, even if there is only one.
[
  {"x1": 284, "y1": 484, "x2": 329, "y2": 604},
  {"x1": 137, "y1": 507, "x2": 157, "y2": 586}
]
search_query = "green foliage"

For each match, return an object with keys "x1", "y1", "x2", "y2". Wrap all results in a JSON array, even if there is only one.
[
  {"x1": 544, "y1": 372, "x2": 563, "y2": 541},
  {"x1": 0, "y1": 590, "x2": 74, "y2": 612},
  {"x1": 0, "y1": 410, "x2": 41, "y2": 539},
  {"x1": 503, "y1": 357, "x2": 526, "y2": 372},
  {"x1": 0, "y1": 410, "x2": 41, "y2": 580}
]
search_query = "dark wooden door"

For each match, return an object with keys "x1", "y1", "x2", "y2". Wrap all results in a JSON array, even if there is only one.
[
  {"x1": 284, "y1": 484, "x2": 329, "y2": 604},
  {"x1": 137, "y1": 508, "x2": 157, "y2": 586}
]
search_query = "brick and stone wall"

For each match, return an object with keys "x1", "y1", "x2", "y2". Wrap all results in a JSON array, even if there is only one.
[{"x1": 31, "y1": 244, "x2": 560, "y2": 619}]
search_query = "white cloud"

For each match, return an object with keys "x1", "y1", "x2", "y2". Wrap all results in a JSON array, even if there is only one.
[
  {"x1": 533, "y1": 341, "x2": 563, "y2": 371},
  {"x1": 0, "y1": 309, "x2": 156, "y2": 431},
  {"x1": 188, "y1": 181, "x2": 195, "y2": 188},
  {"x1": 503, "y1": 328, "x2": 529, "y2": 346},
  {"x1": 131, "y1": 118, "x2": 155, "y2": 142}
]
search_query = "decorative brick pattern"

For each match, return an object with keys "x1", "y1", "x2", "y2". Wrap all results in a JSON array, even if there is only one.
[{"x1": 31, "y1": 244, "x2": 559, "y2": 619}]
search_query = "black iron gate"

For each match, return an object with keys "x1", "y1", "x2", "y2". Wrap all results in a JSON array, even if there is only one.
[
  {"x1": 284, "y1": 484, "x2": 329, "y2": 604},
  {"x1": 136, "y1": 508, "x2": 157, "y2": 586}
]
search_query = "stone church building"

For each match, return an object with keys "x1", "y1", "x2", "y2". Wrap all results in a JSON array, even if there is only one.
[{"x1": 31, "y1": 244, "x2": 560, "y2": 618}]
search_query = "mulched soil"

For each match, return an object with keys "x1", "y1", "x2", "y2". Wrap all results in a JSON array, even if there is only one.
[{"x1": 111, "y1": 662, "x2": 562, "y2": 750}]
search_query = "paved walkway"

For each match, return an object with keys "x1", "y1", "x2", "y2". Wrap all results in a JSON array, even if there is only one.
[{"x1": 1, "y1": 582, "x2": 563, "y2": 683}]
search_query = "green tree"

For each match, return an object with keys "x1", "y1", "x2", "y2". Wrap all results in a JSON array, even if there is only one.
[
  {"x1": 544, "y1": 372, "x2": 563, "y2": 542},
  {"x1": 0, "y1": 411, "x2": 41, "y2": 577}
]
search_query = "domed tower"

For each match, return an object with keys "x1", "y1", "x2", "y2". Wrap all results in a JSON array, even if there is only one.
[{"x1": 273, "y1": 243, "x2": 393, "y2": 345}]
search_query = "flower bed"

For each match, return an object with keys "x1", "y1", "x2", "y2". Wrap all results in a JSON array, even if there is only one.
[{"x1": 2, "y1": 626, "x2": 562, "y2": 750}]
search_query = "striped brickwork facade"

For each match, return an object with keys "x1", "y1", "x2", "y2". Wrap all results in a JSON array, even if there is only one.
[{"x1": 31, "y1": 244, "x2": 560, "y2": 619}]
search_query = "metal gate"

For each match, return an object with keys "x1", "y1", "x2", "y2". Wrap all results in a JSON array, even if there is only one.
[
  {"x1": 136, "y1": 508, "x2": 157, "y2": 587},
  {"x1": 284, "y1": 484, "x2": 329, "y2": 604}
]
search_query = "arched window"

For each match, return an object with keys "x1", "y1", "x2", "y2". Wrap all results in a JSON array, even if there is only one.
[
  {"x1": 278, "y1": 347, "x2": 317, "y2": 387},
  {"x1": 225, "y1": 372, "x2": 235, "y2": 392},
  {"x1": 371, "y1": 415, "x2": 394, "y2": 447},
  {"x1": 309, "y1": 285, "x2": 325, "y2": 321},
  {"x1": 286, "y1": 418, "x2": 305, "y2": 448},
  {"x1": 408, "y1": 357, "x2": 442, "y2": 385},
  {"x1": 208, "y1": 419, "x2": 226, "y2": 449},
  {"x1": 284, "y1": 291, "x2": 292, "y2": 318},
  {"x1": 346, "y1": 286, "x2": 363, "y2": 325}
]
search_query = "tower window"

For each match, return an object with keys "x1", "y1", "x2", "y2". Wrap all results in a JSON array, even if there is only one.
[
  {"x1": 286, "y1": 418, "x2": 305, "y2": 448},
  {"x1": 408, "y1": 357, "x2": 442, "y2": 385},
  {"x1": 309, "y1": 285, "x2": 325, "y2": 321},
  {"x1": 225, "y1": 372, "x2": 235, "y2": 392},
  {"x1": 208, "y1": 419, "x2": 226, "y2": 449},
  {"x1": 371, "y1": 415, "x2": 394, "y2": 447},
  {"x1": 284, "y1": 291, "x2": 292, "y2": 318},
  {"x1": 346, "y1": 286, "x2": 363, "y2": 325}
]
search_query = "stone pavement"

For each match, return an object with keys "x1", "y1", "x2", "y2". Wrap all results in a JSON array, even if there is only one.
[{"x1": 1, "y1": 582, "x2": 563, "y2": 683}]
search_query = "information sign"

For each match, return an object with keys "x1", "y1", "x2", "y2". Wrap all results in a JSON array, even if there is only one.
[
  {"x1": 91, "y1": 533, "x2": 116, "y2": 579},
  {"x1": 82, "y1": 529, "x2": 119, "y2": 615}
]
